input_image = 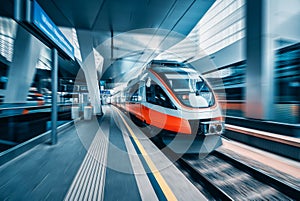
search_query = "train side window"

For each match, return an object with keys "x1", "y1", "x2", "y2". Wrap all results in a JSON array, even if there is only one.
[
  {"x1": 146, "y1": 81, "x2": 176, "y2": 109},
  {"x1": 130, "y1": 88, "x2": 139, "y2": 102},
  {"x1": 127, "y1": 83, "x2": 140, "y2": 102}
]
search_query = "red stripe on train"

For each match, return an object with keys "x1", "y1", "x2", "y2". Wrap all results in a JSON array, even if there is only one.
[{"x1": 126, "y1": 103, "x2": 191, "y2": 134}]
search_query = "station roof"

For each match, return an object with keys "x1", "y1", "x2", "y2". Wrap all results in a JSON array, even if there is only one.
[
  {"x1": 35, "y1": 0, "x2": 214, "y2": 35},
  {"x1": 0, "y1": 0, "x2": 215, "y2": 83}
]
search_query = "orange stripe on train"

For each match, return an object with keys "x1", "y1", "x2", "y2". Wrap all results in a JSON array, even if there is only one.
[{"x1": 127, "y1": 103, "x2": 191, "y2": 134}]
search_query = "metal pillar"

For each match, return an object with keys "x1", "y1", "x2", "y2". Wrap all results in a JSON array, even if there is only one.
[
  {"x1": 77, "y1": 30, "x2": 103, "y2": 116},
  {"x1": 51, "y1": 48, "x2": 58, "y2": 145},
  {"x1": 245, "y1": 0, "x2": 274, "y2": 120},
  {"x1": 4, "y1": 26, "x2": 41, "y2": 103}
]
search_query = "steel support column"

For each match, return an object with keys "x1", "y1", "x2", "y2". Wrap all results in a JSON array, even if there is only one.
[{"x1": 51, "y1": 48, "x2": 58, "y2": 145}]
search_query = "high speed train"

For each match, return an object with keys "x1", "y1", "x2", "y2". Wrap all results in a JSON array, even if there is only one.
[{"x1": 112, "y1": 60, "x2": 224, "y2": 154}]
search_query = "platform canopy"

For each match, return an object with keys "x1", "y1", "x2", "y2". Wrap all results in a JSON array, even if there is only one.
[{"x1": 0, "y1": 0, "x2": 215, "y2": 83}]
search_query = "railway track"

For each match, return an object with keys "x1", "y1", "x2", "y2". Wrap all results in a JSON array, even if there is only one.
[
  {"x1": 134, "y1": 113, "x2": 300, "y2": 200},
  {"x1": 177, "y1": 150, "x2": 300, "y2": 200}
]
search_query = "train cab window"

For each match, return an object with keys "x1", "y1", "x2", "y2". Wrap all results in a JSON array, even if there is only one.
[{"x1": 146, "y1": 80, "x2": 176, "y2": 109}]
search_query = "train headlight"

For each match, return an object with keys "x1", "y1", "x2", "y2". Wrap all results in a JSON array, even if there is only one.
[
  {"x1": 209, "y1": 122, "x2": 224, "y2": 134},
  {"x1": 216, "y1": 124, "x2": 223, "y2": 133},
  {"x1": 209, "y1": 124, "x2": 216, "y2": 133}
]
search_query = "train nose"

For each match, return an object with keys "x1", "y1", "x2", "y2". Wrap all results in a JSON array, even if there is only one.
[{"x1": 189, "y1": 119, "x2": 224, "y2": 135}]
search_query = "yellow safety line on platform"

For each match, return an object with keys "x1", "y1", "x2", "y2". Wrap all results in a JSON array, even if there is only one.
[{"x1": 114, "y1": 108, "x2": 178, "y2": 201}]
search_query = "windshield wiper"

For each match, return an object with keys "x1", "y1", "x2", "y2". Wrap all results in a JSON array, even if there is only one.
[{"x1": 195, "y1": 81, "x2": 204, "y2": 95}]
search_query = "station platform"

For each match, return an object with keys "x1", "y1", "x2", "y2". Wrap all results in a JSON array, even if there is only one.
[{"x1": 0, "y1": 105, "x2": 206, "y2": 201}]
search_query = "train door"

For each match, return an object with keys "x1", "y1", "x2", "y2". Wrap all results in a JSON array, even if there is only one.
[
  {"x1": 138, "y1": 81, "x2": 146, "y2": 121},
  {"x1": 128, "y1": 83, "x2": 142, "y2": 120},
  {"x1": 138, "y1": 81, "x2": 145, "y2": 102},
  {"x1": 135, "y1": 81, "x2": 146, "y2": 120}
]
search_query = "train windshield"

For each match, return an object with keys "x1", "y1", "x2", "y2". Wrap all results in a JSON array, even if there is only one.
[{"x1": 156, "y1": 68, "x2": 215, "y2": 108}]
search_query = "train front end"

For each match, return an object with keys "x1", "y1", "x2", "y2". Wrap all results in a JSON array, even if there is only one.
[{"x1": 150, "y1": 64, "x2": 224, "y2": 155}]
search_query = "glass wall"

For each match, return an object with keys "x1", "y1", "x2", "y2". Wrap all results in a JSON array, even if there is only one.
[
  {"x1": 274, "y1": 42, "x2": 300, "y2": 123},
  {"x1": 0, "y1": 14, "x2": 75, "y2": 152},
  {"x1": 198, "y1": 0, "x2": 245, "y2": 55}
]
